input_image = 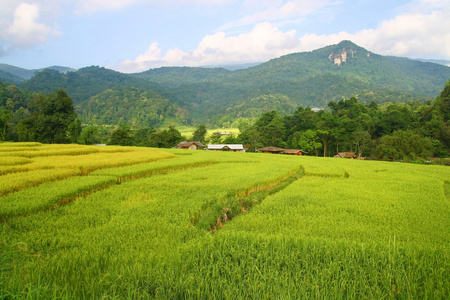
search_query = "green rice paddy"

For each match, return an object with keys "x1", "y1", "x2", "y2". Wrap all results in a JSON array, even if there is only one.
[{"x1": 0, "y1": 143, "x2": 449, "y2": 299}]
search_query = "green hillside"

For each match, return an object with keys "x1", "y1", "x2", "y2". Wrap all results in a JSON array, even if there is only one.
[
  {"x1": 0, "y1": 64, "x2": 34, "y2": 81},
  {"x1": 0, "y1": 69, "x2": 23, "y2": 85},
  {"x1": 14, "y1": 41, "x2": 450, "y2": 126},
  {"x1": 20, "y1": 66, "x2": 161, "y2": 104},
  {"x1": 76, "y1": 86, "x2": 189, "y2": 127},
  {"x1": 133, "y1": 66, "x2": 231, "y2": 87},
  {"x1": 0, "y1": 64, "x2": 76, "y2": 81},
  {"x1": 128, "y1": 41, "x2": 450, "y2": 123}
]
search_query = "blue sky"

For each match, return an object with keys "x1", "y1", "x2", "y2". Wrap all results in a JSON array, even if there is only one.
[{"x1": 0, "y1": 0, "x2": 449, "y2": 73}]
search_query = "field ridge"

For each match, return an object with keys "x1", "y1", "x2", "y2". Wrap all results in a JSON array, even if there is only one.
[{"x1": 193, "y1": 167, "x2": 304, "y2": 232}]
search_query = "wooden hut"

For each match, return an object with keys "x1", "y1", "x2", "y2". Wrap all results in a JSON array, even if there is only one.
[
  {"x1": 173, "y1": 141, "x2": 205, "y2": 150},
  {"x1": 333, "y1": 152, "x2": 358, "y2": 159},
  {"x1": 283, "y1": 149, "x2": 306, "y2": 156},
  {"x1": 257, "y1": 147, "x2": 306, "y2": 155},
  {"x1": 256, "y1": 147, "x2": 285, "y2": 154}
]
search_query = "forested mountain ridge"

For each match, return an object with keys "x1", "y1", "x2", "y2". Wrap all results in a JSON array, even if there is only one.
[
  {"x1": 0, "y1": 64, "x2": 75, "y2": 81},
  {"x1": 1, "y1": 78, "x2": 450, "y2": 161},
  {"x1": 134, "y1": 41, "x2": 450, "y2": 124},
  {"x1": 77, "y1": 86, "x2": 189, "y2": 127},
  {"x1": 132, "y1": 66, "x2": 231, "y2": 88},
  {"x1": 0, "y1": 69, "x2": 24, "y2": 85},
  {"x1": 19, "y1": 66, "x2": 162, "y2": 104},
  {"x1": 2, "y1": 40, "x2": 450, "y2": 126}
]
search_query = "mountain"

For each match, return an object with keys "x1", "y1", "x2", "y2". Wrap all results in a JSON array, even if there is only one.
[
  {"x1": 20, "y1": 66, "x2": 161, "y2": 104},
  {"x1": 0, "y1": 69, "x2": 24, "y2": 84},
  {"x1": 0, "y1": 64, "x2": 76, "y2": 81},
  {"x1": 131, "y1": 41, "x2": 450, "y2": 123},
  {"x1": 133, "y1": 66, "x2": 231, "y2": 88},
  {"x1": 76, "y1": 86, "x2": 189, "y2": 127},
  {"x1": 414, "y1": 59, "x2": 450, "y2": 67},
  {"x1": 14, "y1": 40, "x2": 450, "y2": 126},
  {"x1": 204, "y1": 62, "x2": 262, "y2": 71}
]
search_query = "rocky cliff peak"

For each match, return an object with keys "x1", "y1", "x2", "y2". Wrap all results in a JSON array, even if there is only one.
[{"x1": 326, "y1": 40, "x2": 370, "y2": 65}]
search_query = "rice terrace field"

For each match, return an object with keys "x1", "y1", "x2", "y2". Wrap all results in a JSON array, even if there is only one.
[{"x1": 0, "y1": 142, "x2": 449, "y2": 299}]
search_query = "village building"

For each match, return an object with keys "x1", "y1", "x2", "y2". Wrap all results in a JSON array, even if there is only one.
[
  {"x1": 207, "y1": 144, "x2": 245, "y2": 152},
  {"x1": 283, "y1": 149, "x2": 307, "y2": 156},
  {"x1": 256, "y1": 147, "x2": 285, "y2": 154},
  {"x1": 256, "y1": 147, "x2": 306, "y2": 155},
  {"x1": 333, "y1": 152, "x2": 358, "y2": 159},
  {"x1": 173, "y1": 141, "x2": 205, "y2": 150}
]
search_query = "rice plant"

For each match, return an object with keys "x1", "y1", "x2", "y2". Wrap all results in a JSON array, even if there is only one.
[{"x1": 0, "y1": 145, "x2": 448, "y2": 299}]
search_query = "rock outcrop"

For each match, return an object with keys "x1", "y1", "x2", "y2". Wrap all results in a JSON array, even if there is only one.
[{"x1": 328, "y1": 49, "x2": 357, "y2": 65}]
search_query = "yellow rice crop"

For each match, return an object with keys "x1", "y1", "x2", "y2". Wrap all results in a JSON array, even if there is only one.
[{"x1": 0, "y1": 144, "x2": 175, "y2": 195}]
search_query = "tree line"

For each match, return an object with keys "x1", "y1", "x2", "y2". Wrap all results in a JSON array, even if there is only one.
[
  {"x1": 1, "y1": 80, "x2": 449, "y2": 162},
  {"x1": 199, "y1": 80, "x2": 450, "y2": 162},
  {"x1": 101, "y1": 80, "x2": 450, "y2": 162}
]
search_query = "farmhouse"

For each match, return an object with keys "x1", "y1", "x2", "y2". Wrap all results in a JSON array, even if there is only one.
[
  {"x1": 207, "y1": 144, "x2": 245, "y2": 152},
  {"x1": 283, "y1": 149, "x2": 307, "y2": 156},
  {"x1": 256, "y1": 147, "x2": 285, "y2": 154},
  {"x1": 256, "y1": 147, "x2": 306, "y2": 155},
  {"x1": 334, "y1": 152, "x2": 358, "y2": 159},
  {"x1": 173, "y1": 141, "x2": 205, "y2": 150}
]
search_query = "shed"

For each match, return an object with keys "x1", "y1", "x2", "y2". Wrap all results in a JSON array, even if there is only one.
[
  {"x1": 283, "y1": 149, "x2": 307, "y2": 156},
  {"x1": 256, "y1": 147, "x2": 306, "y2": 155},
  {"x1": 207, "y1": 144, "x2": 245, "y2": 152},
  {"x1": 334, "y1": 152, "x2": 358, "y2": 159},
  {"x1": 173, "y1": 141, "x2": 205, "y2": 150},
  {"x1": 256, "y1": 147, "x2": 285, "y2": 154}
]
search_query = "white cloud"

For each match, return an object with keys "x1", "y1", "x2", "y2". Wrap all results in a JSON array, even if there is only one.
[
  {"x1": 73, "y1": 0, "x2": 232, "y2": 14},
  {"x1": 119, "y1": 42, "x2": 163, "y2": 72},
  {"x1": 73, "y1": 0, "x2": 145, "y2": 14},
  {"x1": 220, "y1": 0, "x2": 331, "y2": 30},
  {"x1": 359, "y1": 9, "x2": 450, "y2": 59},
  {"x1": 0, "y1": 0, "x2": 232, "y2": 54},
  {"x1": 301, "y1": 5, "x2": 450, "y2": 59},
  {"x1": 3, "y1": 3, "x2": 61, "y2": 48},
  {"x1": 118, "y1": 22, "x2": 302, "y2": 72},
  {"x1": 119, "y1": 0, "x2": 450, "y2": 72}
]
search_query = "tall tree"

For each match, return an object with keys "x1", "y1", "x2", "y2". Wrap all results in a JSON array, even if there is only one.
[
  {"x1": 0, "y1": 109, "x2": 11, "y2": 141},
  {"x1": 298, "y1": 130, "x2": 322, "y2": 156},
  {"x1": 375, "y1": 130, "x2": 433, "y2": 161},
  {"x1": 192, "y1": 124, "x2": 207, "y2": 144},
  {"x1": 108, "y1": 124, "x2": 133, "y2": 146},
  {"x1": 209, "y1": 132, "x2": 222, "y2": 144},
  {"x1": 316, "y1": 112, "x2": 343, "y2": 157},
  {"x1": 16, "y1": 89, "x2": 80, "y2": 143},
  {"x1": 78, "y1": 126, "x2": 100, "y2": 145},
  {"x1": 352, "y1": 130, "x2": 372, "y2": 157},
  {"x1": 254, "y1": 111, "x2": 286, "y2": 147},
  {"x1": 148, "y1": 126, "x2": 183, "y2": 148}
]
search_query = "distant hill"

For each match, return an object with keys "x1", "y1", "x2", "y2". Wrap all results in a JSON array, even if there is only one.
[
  {"x1": 76, "y1": 86, "x2": 189, "y2": 127},
  {"x1": 0, "y1": 64, "x2": 35, "y2": 81},
  {"x1": 0, "y1": 64, "x2": 76, "y2": 81},
  {"x1": 20, "y1": 66, "x2": 161, "y2": 104},
  {"x1": 0, "y1": 69, "x2": 24, "y2": 84},
  {"x1": 132, "y1": 66, "x2": 231, "y2": 88},
  {"x1": 15, "y1": 40, "x2": 450, "y2": 126},
  {"x1": 204, "y1": 62, "x2": 262, "y2": 71},
  {"x1": 131, "y1": 41, "x2": 450, "y2": 123},
  {"x1": 414, "y1": 59, "x2": 450, "y2": 67}
]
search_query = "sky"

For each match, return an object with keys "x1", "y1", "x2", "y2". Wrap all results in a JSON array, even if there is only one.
[{"x1": 0, "y1": 0, "x2": 449, "y2": 73}]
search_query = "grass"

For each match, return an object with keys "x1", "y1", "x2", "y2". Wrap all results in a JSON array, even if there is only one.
[{"x1": 0, "y1": 144, "x2": 449, "y2": 299}]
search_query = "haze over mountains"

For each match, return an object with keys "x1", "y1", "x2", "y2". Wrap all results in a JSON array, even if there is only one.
[{"x1": 1, "y1": 41, "x2": 449, "y2": 127}]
